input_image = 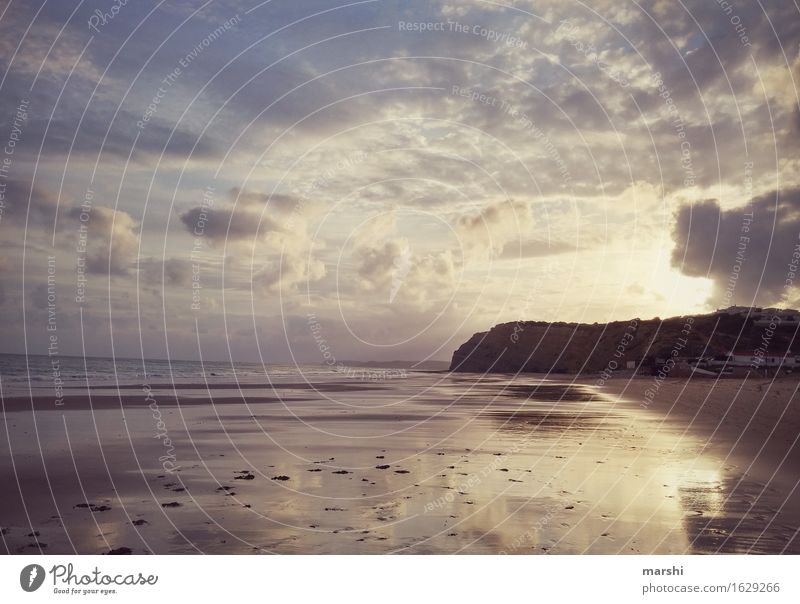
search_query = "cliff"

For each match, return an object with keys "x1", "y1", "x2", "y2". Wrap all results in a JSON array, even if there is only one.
[{"x1": 449, "y1": 311, "x2": 798, "y2": 374}]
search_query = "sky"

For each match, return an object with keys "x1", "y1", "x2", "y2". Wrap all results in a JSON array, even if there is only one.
[{"x1": 0, "y1": 0, "x2": 798, "y2": 363}]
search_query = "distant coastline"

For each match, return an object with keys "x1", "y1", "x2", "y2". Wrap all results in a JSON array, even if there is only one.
[{"x1": 450, "y1": 305, "x2": 800, "y2": 377}]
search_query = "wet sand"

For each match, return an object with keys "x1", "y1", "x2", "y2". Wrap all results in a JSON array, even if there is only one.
[{"x1": 1, "y1": 373, "x2": 798, "y2": 554}]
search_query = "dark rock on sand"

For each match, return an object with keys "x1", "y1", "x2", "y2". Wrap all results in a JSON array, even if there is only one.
[
  {"x1": 74, "y1": 503, "x2": 111, "y2": 512},
  {"x1": 272, "y1": 475, "x2": 290, "y2": 481},
  {"x1": 375, "y1": 465, "x2": 390, "y2": 470},
  {"x1": 108, "y1": 547, "x2": 132, "y2": 555}
]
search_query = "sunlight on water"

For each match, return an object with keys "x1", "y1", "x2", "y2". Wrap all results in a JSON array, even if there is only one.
[{"x1": 1, "y1": 369, "x2": 797, "y2": 554}]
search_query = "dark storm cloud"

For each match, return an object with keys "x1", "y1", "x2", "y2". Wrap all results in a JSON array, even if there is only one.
[
  {"x1": 671, "y1": 188, "x2": 800, "y2": 306},
  {"x1": 178, "y1": 187, "x2": 309, "y2": 246},
  {"x1": 0, "y1": 177, "x2": 59, "y2": 227},
  {"x1": 0, "y1": 1, "x2": 232, "y2": 164},
  {"x1": 138, "y1": 257, "x2": 193, "y2": 287},
  {"x1": 181, "y1": 206, "x2": 256, "y2": 243},
  {"x1": 179, "y1": 203, "x2": 285, "y2": 244},
  {"x1": 0, "y1": 75, "x2": 222, "y2": 164}
]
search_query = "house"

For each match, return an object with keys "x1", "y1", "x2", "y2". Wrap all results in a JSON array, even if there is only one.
[
  {"x1": 752, "y1": 308, "x2": 800, "y2": 327},
  {"x1": 713, "y1": 305, "x2": 800, "y2": 327},
  {"x1": 689, "y1": 349, "x2": 799, "y2": 375},
  {"x1": 715, "y1": 305, "x2": 760, "y2": 316},
  {"x1": 726, "y1": 349, "x2": 798, "y2": 367}
]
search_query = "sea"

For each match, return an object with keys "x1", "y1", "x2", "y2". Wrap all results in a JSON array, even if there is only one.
[
  {"x1": 1, "y1": 353, "x2": 798, "y2": 554},
  {"x1": 0, "y1": 352, "x2": 338, "y2": 395}
]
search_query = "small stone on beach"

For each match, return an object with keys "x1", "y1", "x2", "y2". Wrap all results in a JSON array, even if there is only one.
[{"x1": 108, "y1": 547, "x2": 132, "y2": 555}]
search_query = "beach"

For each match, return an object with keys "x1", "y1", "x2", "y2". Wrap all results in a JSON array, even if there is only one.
[{"x1": 1, "y1": 368, "x2": 798, "y2": 554}]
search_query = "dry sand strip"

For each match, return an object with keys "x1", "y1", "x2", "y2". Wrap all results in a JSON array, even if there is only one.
[
  {"x1": 584, "y1": 377, "x2": 800, "y2": 470},
  {"x1": 64, "y1": 382, "x2": 392, "y2": 391},
  {"x1": 3, "y1": 381, "x2": 392, "y2": 411},
  {"x1": 0, "y1": 394, "x2": 317, "y2": 411}
]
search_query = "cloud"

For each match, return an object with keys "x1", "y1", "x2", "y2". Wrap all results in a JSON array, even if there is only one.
[
  {"x1": 180, "y1": 205, "x2": 283, "y2": 244},
  {"x1": 0, "y1": 179, "x2": 140, "y2": 276},
  {"x1": 179, "y1": 188, "x2": 314, "y2": 248},
  {"x1": 138, "y1": 257, "x2": 193, "y2": 287},
  {"x1": 398, "y1": 249, "x2": 457, "y2": 306},
  {"x1": 254, "y1": 253, "x2": 326, "y2": 293},
  {"x1": 347, "y1": 212, "x2": 457, "y2": 307},
  {"x1": 0, "y1": 21, "x2": 103, "y2": 83},
  {"x1": 498, "y1": 239, "x2": 576, "y2": 259},
  {"x1": 355, "y1": 243, "x2": 456, "y2": 307},
  {"x1": 0, "y1": 178, "x2": 59, "y2": 227},
  {"x1": 455, "y1": 199, "x2": 535, "y2": 256},
  {"x1": 179, "y1": 187, "x2": 327, "y2": 292},
  {"x1": 180, "y1": 188, "x2": 310, "y2": 249},
  {"x1": 67, "y1": 206, "x2": 140, "y2": 276},
  {"x1": 671, "y1": 188, "x2": 800, "y2": 307},
  {"x1": 757, "y1": 53, "x2": 800, "y2": 112}
]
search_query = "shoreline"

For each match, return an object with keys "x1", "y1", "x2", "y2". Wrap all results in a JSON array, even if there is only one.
[
  {"x1": 577, "y1": 375, "x2": 800, "y2": 510},
  {"x1": 2, "y1": 372, "x2": 798, "y2": 554}
]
